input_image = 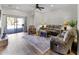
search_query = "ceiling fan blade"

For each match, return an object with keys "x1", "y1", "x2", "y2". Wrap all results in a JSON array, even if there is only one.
[
  {"x1": 35, "y1": 4, "x2": 44, "y2": 11},
  {"x1": 40, "y1": 7, "x2": 44, "y2": 9}
]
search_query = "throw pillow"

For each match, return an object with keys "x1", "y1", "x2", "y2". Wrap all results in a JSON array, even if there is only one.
[{"x1": 63, "y1": 31, "x2": 69, "y2": 41}]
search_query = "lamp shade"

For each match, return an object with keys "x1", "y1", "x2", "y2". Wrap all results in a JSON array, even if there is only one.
[{"x1": 64, "y1": 20, "x2": 68, "y2": 26}]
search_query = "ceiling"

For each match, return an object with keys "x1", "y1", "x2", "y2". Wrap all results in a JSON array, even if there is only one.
[{"x1": 0, "y1": 4, "x2": 77, "y2": 13}]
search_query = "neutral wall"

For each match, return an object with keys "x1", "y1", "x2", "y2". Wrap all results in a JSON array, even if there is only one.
[
  {"x1": 26, "y1": 13, "x2": 34, "y2": 30},
  {"x1": 0, "y1": 5, "x2": 1, "y2": 10},
  {"x1": 32, "y1": 5, "x2": 77, "y2": 29},
  {"x1": 0, "y1": 5, "x2": 1, "y2": 34}
]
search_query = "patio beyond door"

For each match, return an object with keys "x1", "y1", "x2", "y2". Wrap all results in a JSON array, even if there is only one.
[{"x1": 6, "y1": 16, "x2": 24, "y2": 34}]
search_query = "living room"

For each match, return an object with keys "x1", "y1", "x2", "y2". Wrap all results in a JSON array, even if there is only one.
[{"x1": 0, "y1": 4, "x2": 77, "y2": 55}]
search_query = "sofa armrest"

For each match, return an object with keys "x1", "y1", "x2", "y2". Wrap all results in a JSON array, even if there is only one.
[
  {"x1": 50, "y1": 36, "x2": 66, "y2": 45},
  {"x1": 50, "y1": 37, "x2": 67, "y2": 50}
]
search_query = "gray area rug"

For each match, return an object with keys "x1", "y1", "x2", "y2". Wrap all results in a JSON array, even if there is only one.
[{"x1": 23, "y1": 35, "x2": 50, "y2": 54}]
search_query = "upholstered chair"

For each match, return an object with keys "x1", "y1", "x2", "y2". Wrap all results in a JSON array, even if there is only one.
[{"x1": 28, "y1": 25, "x2": 36, "y2": 35}]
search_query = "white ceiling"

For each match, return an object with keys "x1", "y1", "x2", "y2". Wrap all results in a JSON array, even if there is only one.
[
  {"x1": 1, "y1": 4, "x2": 35, "y2": 12},
  {"x1": 0, "y1": 4, "x2": 77, "y2": 13}
]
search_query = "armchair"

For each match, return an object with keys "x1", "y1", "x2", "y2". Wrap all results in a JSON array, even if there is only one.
[
  {"x1": 50, "y1": 29, "x2": 76, "y2": 54},
  {"x1": 28, "y1": 25, "x2": 36, "y2": 35}
]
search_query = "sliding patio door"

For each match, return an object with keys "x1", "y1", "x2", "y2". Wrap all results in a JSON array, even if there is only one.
[
  {"x1": 16, "y1": 18, "x2": 24, "y2": 33},
  {"x1": 6, "y1": 16, "x2": 24, "y2": 34}
]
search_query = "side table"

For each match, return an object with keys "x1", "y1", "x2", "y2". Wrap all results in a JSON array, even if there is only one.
[{"x1": 0, "y1": 36, "x2": 8, "y2": 49}]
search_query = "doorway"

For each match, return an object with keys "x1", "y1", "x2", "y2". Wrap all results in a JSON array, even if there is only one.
[{"x1": 6, "y1": 16, "x2": 24, "y2": 34}]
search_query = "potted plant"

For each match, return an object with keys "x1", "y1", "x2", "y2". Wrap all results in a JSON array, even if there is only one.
[{"x1": 69, "y1": 19, "x2": 77, "y2": 28}]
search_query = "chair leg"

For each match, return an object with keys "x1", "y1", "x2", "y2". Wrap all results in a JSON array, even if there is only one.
[{"x1": 67, "y1": 48, "x2": 71, "y2": 54}]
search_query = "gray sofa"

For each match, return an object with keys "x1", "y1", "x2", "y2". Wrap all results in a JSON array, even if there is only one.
[
  {"x1": 39, "y1": 25, "x2": 62, "y2": 37},
  {"x1": 50, "y1": 29, "x2": 76, "y2": 54}
]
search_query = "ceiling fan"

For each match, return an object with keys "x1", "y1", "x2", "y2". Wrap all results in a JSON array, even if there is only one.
[{"x1": 35, "y1": 4, "x2": 44, "y2": 11}]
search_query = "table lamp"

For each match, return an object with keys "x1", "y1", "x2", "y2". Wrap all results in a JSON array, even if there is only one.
[{"x1": 64, "y1": 20, "x2": 68, "y2": 30}]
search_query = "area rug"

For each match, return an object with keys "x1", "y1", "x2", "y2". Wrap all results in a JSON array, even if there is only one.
[{"x1": 23, "y1": 35, "x2": 50, "y2": 54}]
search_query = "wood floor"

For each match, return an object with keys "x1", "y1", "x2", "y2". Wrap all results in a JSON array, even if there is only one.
[{"x1": 0, "y1": 32, "x2": 75, "y2": 55}]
